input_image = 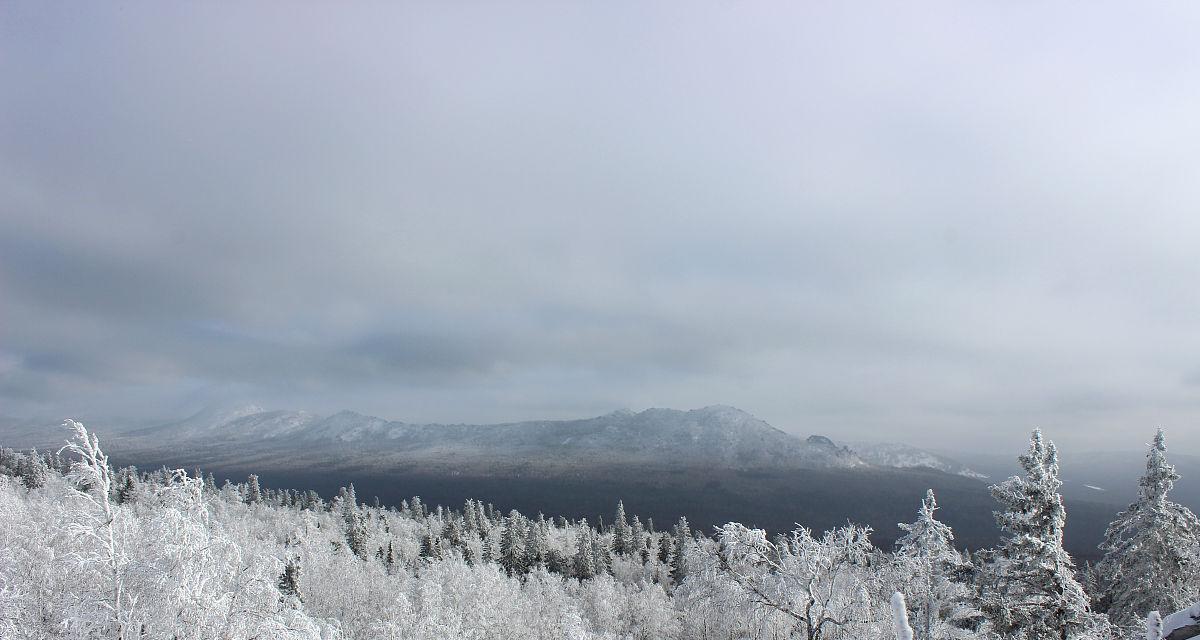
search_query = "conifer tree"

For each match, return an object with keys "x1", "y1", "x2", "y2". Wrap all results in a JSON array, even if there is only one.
[
  {"x1": 17, "y1": 449, "x2": 49, "y2": 489},
  {"x1": 978, "y1": 429, "x2": 1097, "y2": 639},
  {"x1": 384, "y1": 541, "x2": 397, "y2": 573},
  {"x1": 658, "y1": 532, "x2": 673, "y2": 564},
  {"x1": 612, "y1": 500, "x2": 631, "y2": 555},
  {"x1": 115, "y1": 468, "x2": 137, "y2": 504},
  {"x1": 896, "y1": 489, "x2": 978, "y2": 639},
  {"x1": 525, "y1": 513, "x2": 548, "y2": 568},
  {"x1": 419, "y1": 528, "x2": 440, "y2": 560},
  {"x1": 630, "y1": 515, "x2": 646, "y2": 554},
  {"x1": 500, "y1": 510, "x2": 529, "y2": 576},
  {"x1": 346, "y1": 512, "x2": 369, "y2": 559},
  {"x1": 463, "y1": 499, "x2": 479, "y2": 532},
  {"x1": 671, "y1": 516, "x2": 691, "y2": 584},
  {"x1": 475, "y1": 501, "x2": 489, "y2": 532},
  {"x1": 277, "y1": 557, "x2": 302, "y2": 604},
  {"x1": 1093, "y1": 429, "x2": 1200, "y2": 628},
  {"x1": 591, "y1": 527, "x2": 612, "y2": 576},
  {"x1": 574, "y1": 521, "x2": 597, "y2": 579},
  {"x1": 245, "y1": 474, "x2": 262, "y2": 504}
]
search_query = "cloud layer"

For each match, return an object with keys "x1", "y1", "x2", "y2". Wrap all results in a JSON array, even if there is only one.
[{"x1": 3, "y1": 2, "x2": 1200, "y2": 452}]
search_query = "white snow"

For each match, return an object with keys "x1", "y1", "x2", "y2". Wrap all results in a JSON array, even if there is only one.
[
  {"x1": 891, "y1": 592, "x2": 914, "y2": 640},
  {"x1": 1162, "y1": 602, "x2": 1200, "y2": 640}
]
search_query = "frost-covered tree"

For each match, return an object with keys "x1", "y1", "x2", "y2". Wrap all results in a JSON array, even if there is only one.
[
  {"x1": 709, "y1": 522, "x2": 885, "y2": 640},
  {"x1": 58, "y1": 420, "x2": 132, "y2": 638},
  {"x1": 630, "y1": 515, "x2": 647, "y2": 557},
  {"x1": 1093, "y1": 429, "x2": 1200, "y2": 629},
  {"x1": 672, "y1": 516, "x2": 691, "y2": 584},
  {"x1": 525, "y1": 513, "x2": 548, "y2": 568},
  {"x1": 501, "y1": 509, "x2": 529, "y2": 575},
  {"x1": 575, "y1": 523, "x2": 597, "y2": 579},
  {"x1": 245, "y1": 473, "x2": 262, "y2": 504},
  {"x1": 978, "y1": 429, "x2": 1099, "y2": 639},
  {"x1": 346, "y1": 511, "x2": 370, "y2": 559},
  {"x1": 278, "y1": 556, "x2": 302, "y2": 604},
  {"x1": 114, "y1": 466, "x2": 138, "y2": 504},
  {"x1": 613, "y1": 500, "x2": 632, "y2": 556},
  {"x1": 896, "y1": 489, "x2": 981, "y2": 639},
  {"x1": 17, "y1": 449, "x2": 50, "y2": 490},
  {"x1": 591, "y1": 524, "x2": 613, "y2": 576}
]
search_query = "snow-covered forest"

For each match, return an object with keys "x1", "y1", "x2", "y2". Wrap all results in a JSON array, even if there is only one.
[{"x1": 1, "y1": 421, "x2": 1197, "y2": 640}]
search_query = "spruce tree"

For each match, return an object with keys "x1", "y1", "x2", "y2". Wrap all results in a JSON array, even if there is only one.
[
  {"x1": 419, "y1": 528, "x2": 440, "y2": 560},
  {"x1": 346, "y1": 512, "x2": 369, "y2": 559},
  {"x1": 896, "y1": 489, "x2": 978, "y2": 639},
  {"x1": 115, "y1": 468, "x2": 137, "y2": 504},
  {"x1": 463, "y1": 499, "x2": 479, "y2": 532},
  {"x1": 245, "y1": 474, "x2": 262, "y2": 504},
  {"x1": 17, "y1": 449, "x2": 49, "y2": 490},
  {"x1": 277, "y1": 557, "x2": 303, "y2": 604},
  {"x1": 525, "y1": 513, "x2": 548, "y2": 568},
  {"x1": 574, "y1": 521, "x2": 596, "y2": 579},
  {"x1": 671, "y1": 516, "x2": 691, "y2": 584},
  {"x1": 631, "y1": 514, "x2": 646, "y2": 549},
  {"x1": 384, "y1": 541, "x2": 397, "y2": 573},
  {"x1": 612, "y1": 500, "x2": 631, "y2": 556},
  {"x1": 591, "y1": 526, "x2": 612, "y2": 576},
  {"x1": 979, "y1": 429, "x2": 1097, "y2": 639},
  {"x1": 500, "y1": 510, "x2": 529, "y2": 576},
  {"x1": 658, "y1": 533, "x2": 673, "y2": 564},
  {"x1": 1093, "y1": 429, "x2": 1200, "y2": 628}
]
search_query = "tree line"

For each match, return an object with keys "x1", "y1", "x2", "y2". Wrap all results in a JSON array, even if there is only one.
[{"x1": 0, "y1": 421, "x2": 1196, "y2": 639}]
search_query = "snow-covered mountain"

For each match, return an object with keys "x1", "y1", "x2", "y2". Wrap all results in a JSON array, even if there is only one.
[
  {"x1": 4, "y1": 405, "x2": 995, "y2": 482},
  {"x1": 124, "y1": 405, "x2": 866, "y2": 472},
  {"x1": 844, "y1": 441, "x2": 987, "y2": 479}
]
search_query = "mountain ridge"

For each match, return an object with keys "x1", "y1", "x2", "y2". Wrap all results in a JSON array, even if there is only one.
[
  {"x1": 6, "y1": 404, "x2": 996, "y2": 479},
  {"x1": 121, "y1": 404, "x2": 868, "y2": 473}
]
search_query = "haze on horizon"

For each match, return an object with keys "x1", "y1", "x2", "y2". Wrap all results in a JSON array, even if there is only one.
[{"x1": 3, "y1": 2, "x2": 1200, "y2": 454}]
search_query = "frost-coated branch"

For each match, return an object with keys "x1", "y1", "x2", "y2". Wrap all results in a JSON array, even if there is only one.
[{"x1": 59, "y1": 419, "x2": 128, "y2": 639}]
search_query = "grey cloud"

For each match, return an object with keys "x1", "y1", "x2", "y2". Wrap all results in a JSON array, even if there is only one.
[{"x1": 3, "y1": 1, "x2": 1200, "y2": 453}]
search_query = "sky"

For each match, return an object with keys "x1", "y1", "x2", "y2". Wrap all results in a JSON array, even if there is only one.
[{"x1": 2, "y1": 2, "x2": 1200, "y2": 454}]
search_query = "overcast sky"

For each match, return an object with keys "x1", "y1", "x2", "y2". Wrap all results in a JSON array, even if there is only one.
[{"x1": 3, "y1": 2, "x2": 1200, "y2": 453}]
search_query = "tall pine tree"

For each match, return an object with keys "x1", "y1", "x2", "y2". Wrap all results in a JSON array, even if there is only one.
[
  {"x1": 500, "y1": 510, "x2": 529, "y2": 576},
  {"x1": 896, "y1": 489, "x2": 980, "y2": 639},
  {"x1": 978, "y1": 429, "x2": 1098, "y2": 640},
  {"x1": 1093, "y1": 429, "x2": 1200, "y2": 628},
  {"x1": 612, "y1": 500, "x2": 631, "y2": 556},
  {"x1": 671, "y1": 516, "x2": 691, "y2": 584}
]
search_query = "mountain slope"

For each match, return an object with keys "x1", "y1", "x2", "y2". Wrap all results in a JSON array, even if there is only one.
[
  {"x1": 845, "y1": 441, "x2": 987, "y2": 479},
  {"x1": 120, "y1": 405, "x2": 865, "y2": 473}
]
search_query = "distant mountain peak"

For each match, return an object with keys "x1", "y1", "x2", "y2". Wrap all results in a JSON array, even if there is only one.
[{"x1": 692, "y1": 404, "x2": 750, "y2": 416}]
